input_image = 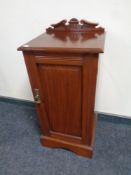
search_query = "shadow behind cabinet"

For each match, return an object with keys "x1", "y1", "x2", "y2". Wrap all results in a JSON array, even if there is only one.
[{"x1": 18, "y1": 18, "x2": 105, "y2": 158}]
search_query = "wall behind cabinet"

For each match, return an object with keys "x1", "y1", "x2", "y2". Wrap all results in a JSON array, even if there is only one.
[{"x1": 0, "y1": 0, "x2": 131, "y2": 117}]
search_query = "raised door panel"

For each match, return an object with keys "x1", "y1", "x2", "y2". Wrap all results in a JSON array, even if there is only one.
[{"x1": 37, "y1": 64, "x2": 82, "y2": 137}]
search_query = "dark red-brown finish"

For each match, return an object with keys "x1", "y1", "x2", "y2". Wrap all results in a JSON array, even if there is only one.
[
  {"x1": 46, "y1": 18, "x2": 104, "y2": 33},
  {"x1": 18, "y1": 18, "x2": 105, "y2": 158}
]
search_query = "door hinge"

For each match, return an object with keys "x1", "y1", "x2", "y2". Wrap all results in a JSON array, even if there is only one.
[{"x1": 34, "y1": 89, "x2": 41, "y2": 104}]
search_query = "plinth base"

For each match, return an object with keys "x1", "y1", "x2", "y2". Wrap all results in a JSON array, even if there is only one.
[{"x1": 40, "y1": 135, "x2": 93, "y2": 158}]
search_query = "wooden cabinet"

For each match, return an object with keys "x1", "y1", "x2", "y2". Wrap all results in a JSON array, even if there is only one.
[{"x1": 18, "y1": 18, "x2": 105, "y2": 158}]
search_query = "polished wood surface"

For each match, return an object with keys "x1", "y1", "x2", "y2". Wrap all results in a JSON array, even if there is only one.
[
  {"x1": 18, "y1": 18, "x2": 105, "y2": 53},
  {"x1": 18, "y1": 33, "x2": 105, "y2": 53},
  {"x1": 38, "y1": 65, "x2": 82, "y2": 137},
  {"x1": 46, "y1": 18, "x2": 104, "y2": 33},
  {"x1": 18, "y1": 19, "x2": 105, "y2": 158}
]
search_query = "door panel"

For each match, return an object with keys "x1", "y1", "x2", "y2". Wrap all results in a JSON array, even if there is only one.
[{"x1": 37, "y1": 64, "x2": 82, "y2": 137}]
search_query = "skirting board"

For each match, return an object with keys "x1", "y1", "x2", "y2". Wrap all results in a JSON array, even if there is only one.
[
  {"x1": 0, "y1": 96, "x2": 35, "y2": 108},
  {"x1": 0, "y1": 96, "x2": 131, "y2": 120}
]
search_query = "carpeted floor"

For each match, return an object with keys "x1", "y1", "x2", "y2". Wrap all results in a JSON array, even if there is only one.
[{"x1": 0, "y1": 101, "x2": 131, "y2": 175}]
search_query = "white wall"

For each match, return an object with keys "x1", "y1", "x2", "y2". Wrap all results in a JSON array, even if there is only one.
[{"x1": 0, "y1": 0, "x2": 131, "y2": 117}]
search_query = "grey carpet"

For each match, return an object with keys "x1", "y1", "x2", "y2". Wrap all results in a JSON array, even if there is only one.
[{"x1": 0, "y1": 101, "x2": 131, "y2": 175}]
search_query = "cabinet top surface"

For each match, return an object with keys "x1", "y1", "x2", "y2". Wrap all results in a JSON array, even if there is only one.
[{"x1": 18, "y1": 18, "x2": 105, "y2": 53}]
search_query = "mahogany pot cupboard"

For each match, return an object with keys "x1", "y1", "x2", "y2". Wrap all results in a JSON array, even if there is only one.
[{"x1": 18, "y1": 18, "x2": 105, "y2": 158}]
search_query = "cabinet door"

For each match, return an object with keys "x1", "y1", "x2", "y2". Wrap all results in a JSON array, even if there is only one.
[
  {"x1": 37, "y1": 64, "x2": 82, "y2": 137},
  {"x1": 34, "y1": 55, "x2": 83, "y2": 142}
]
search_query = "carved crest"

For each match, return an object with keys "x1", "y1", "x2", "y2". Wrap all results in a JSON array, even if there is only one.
[{"x1": 46, "y1": 18, "x2": 104, "y2": 33}]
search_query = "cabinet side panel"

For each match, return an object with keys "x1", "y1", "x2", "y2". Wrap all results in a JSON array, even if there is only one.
[
  {"x1": 37, "y1": 65, "x2": 82, "y2": 137},
  {"x1": 82, "y1": 54, "x2": 98, "y2": 145}
]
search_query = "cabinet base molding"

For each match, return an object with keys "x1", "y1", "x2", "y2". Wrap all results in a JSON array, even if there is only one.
[{"x1": 40, "y1": 135, "x2": 93, "y2": 158}]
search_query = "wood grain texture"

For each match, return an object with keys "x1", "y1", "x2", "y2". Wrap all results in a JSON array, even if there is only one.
[
  {"x1": 46, "y1": 18, "x2": 104, "y2": 33},
  {"x1": 18, "y1": 19, "x2": 105, "y2": 158},
  {"x1": 23, "y1": 52, "x2": 50, "y2": 135},
  {"x1": 37, "y1": 65, "x2": 82, "y2": 137},
  {"x1": 82, "y1": 54, "x2": 99, "y2": 145},
  {"x1": 35, "y1": 56, "x2": 83, "y2": 66},
  {"x1": 18, "y1": 19, "x2": 105, "y2": 53},
  {"x1": 18, "y1": 32, "x2": 105, "y2": 53},
  {"x1": 40, "y1": 135, "x2": 93, "y2": 158}
]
